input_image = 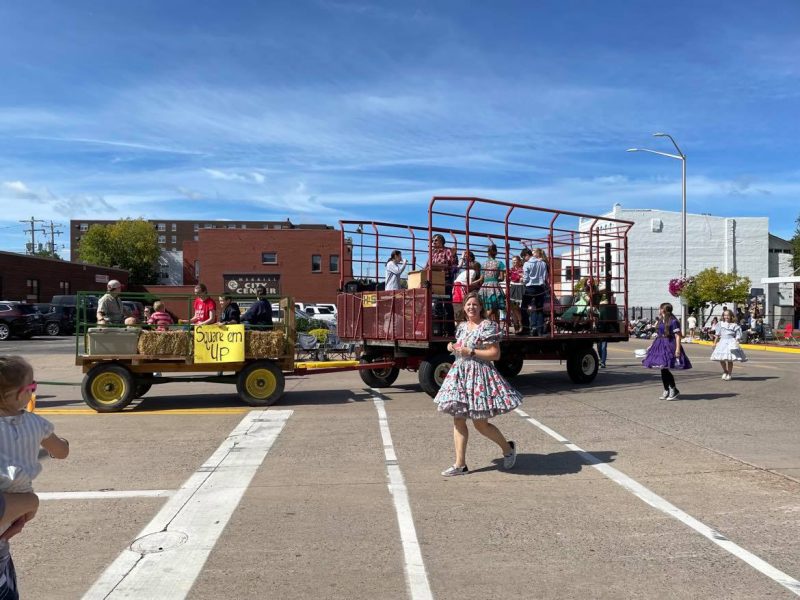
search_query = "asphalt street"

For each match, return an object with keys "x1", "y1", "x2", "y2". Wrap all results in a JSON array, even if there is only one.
[{"x1": 3, "y1": 336, "x2": 800, "y2": 599}]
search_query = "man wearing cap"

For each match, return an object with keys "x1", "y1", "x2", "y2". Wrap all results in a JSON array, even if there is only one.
[
  {"x1": 241, "y1": 285, "x2": 273, "y2": 329},
  {"x1": 96, "y1": 280, "x2": 126, "y2": 325}
]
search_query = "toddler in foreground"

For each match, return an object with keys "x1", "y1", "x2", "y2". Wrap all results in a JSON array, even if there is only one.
[{"x1": 0, "y1": 356, "x2": 70, "y2": 598}]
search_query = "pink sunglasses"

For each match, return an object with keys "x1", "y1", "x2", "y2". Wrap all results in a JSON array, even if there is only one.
[{"x1": 19, "y1": 381, "x2": 37, "y2": 393}]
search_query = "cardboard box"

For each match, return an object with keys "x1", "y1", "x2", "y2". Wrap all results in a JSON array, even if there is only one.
[
  {"x1": 407, "y1": 269, "x2": 446, "y2": 295},
  {"x1": 87, "y1": 327, "x2": 141, "y2": 355}
]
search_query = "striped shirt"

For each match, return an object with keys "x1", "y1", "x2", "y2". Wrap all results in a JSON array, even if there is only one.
[
  {"x1": 0, "y1": 411, "x2": 54, "y2": 494},
  {"x1": 148, "y1": 311, "x2": 174, "y2": 331}
]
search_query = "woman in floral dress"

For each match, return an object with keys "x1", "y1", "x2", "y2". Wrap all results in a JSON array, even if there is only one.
[
  {"x1": 434, "y1": 292, "x2": 523, "y2": 476},
  {"x1": 479, "y1": 244, "x2": 506, "y2": 323}
]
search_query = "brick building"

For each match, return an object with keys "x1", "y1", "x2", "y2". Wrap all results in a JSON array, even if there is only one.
[
  {"x1": 182, "y1": 227, "x2": 353, "y2": 304},
  {"x1": 69, "y1": 219, "x2": 300, "y2": 261},
  {"x1": 0, "y1": 251, "x2": 129, "y2": 303}
]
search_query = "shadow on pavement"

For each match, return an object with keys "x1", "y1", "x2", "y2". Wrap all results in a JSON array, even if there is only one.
[
  {"x1": 725, "y1": 376, "x2": 779, "y2": 382},
  {"x1": 668, "y1": 393, "x2": 738, "y2": 401},
  {"x1": 130, "y1": 388, "x2": 376, "y2": 411},
  {"x1": 469, "y1": 450, "x2": 617, "y2": 476}
]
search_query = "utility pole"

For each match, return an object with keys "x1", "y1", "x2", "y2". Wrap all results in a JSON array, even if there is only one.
[
  {"x1": 45, "y1": 221, "x2": 64, "y2": 256},
  {"x1": 19, "y1": 217, "x2": 45, "y2": 254}
]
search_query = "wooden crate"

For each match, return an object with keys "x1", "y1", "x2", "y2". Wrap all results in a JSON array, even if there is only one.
[{"x1": 407, "y1": 269, "x2": 446, "y2": 295}]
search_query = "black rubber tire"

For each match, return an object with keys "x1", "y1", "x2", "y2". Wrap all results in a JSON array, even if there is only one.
[
  {"x1": 358, "y1": 355, "x2": 400, "y2": 388},
  {"x1": 494, "y1": 352, "x2": 524, "y2": 379},
  {"x1": 567, "y1": 347, "x2": 599, "y2": 384},
  {"x1": 418, "y1": 352, "x2": 454, "y2": 398},
  {"x1": 135, "y1": 374, "x2": 154, "y2": 399},
  {"x1": 0, "y1": 323, "x2": 9, "y2": 341},
  {"x1": 45, "y1": 322, "x2": 61, "y2": 336},
  {"x1": 236, "y1": 360, "x2": 285, "y2": 406},
  {"x1": 81, "y1": 363, "x2": 136, "y2": 412}
]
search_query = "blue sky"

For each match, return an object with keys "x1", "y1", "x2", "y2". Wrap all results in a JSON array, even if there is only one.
[{"x1": 1, "y1": 0, "x2": 799, "y2": 256}]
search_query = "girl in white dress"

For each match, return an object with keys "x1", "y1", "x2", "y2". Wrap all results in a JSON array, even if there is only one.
[{"x1": 710, "y1": 309, "x2": 747, "y2": 380}]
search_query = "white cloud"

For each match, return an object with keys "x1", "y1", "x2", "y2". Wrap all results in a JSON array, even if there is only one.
[{"x1": 2, "y1": 180, "x2": 39, "y2": 200}]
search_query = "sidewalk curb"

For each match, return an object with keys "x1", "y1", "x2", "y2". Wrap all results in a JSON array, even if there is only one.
[{"x1": 688, "y1": 340, "x2": 800, "y2": 355}]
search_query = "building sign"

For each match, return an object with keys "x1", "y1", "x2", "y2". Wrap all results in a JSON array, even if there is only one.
[
  {"x1": 194, "y1": 324, "x2": 245, "y2": 363},
  {"x1": 223, "y1": 273, "x2": 280, "y2": 296},
  {"x1": 95, "y1": 274, "x2": 109, "y2": 284}
]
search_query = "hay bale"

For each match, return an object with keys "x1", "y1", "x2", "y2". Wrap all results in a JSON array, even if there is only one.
[
  {"x1": 138, "y1": 330, "x2": 193, "y2": 356},
  {"x1": 246, "y1": 330, "x2": 286, "y2": 358}
]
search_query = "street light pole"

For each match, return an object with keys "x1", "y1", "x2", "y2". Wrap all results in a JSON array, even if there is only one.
[{"x1": 627, "y1": 133, "x2": 687, "y2": 327}]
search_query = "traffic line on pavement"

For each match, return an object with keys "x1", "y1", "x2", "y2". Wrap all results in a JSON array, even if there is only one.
[
  {"x1": 40, "y1": 490, "x2": 174, "y2": 500},
  {"x1": 372, "y1": 392, "x2": 434, "y2": 600},
  {"x1": 514, "y1": 408, "x2": 800, "y2": 597},
  {"x1": 83, "y1": 409, "x2": 292, "y2": 600}
]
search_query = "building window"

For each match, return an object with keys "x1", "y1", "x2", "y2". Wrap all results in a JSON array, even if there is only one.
[
  {"x1": 193, "y1": 235, "x2": 199, "y2": 242},
  {"x1": 329, "y1": 255, "x2": 339, "y2": 272},
  {"x1": 171, "y1": 235, "x2": 177, "y2": 244},
  {"x1": 79, "y1": 223, "x2": 88, "y2": 232},
  {"x1": 159, "y1": 271, "x2": 170, "y2": 280},
  {"x1": 564, "y1": 266, "x2": 582, "y2": 281},
  {"x1": 194, "y1": 260, "x2": 200, "y2": 278},
  {"x1": 172, "y1": 247, "x2": 178, "y2": 252},
  {"x1": 27, "y1": 279, "x2": 40, "y2": 301},
  {"x1": 262, "y1": 252, "x2": 278, "y2": 264},
  {"x1": 204, "y1": 223, "x2": 212, "y2": 229},
  {"x1": 241, "y1": 224, "x2": 247, "y2": 229},
  {"x1": 158, "y1": 235, "x2": 166, "y2": 244},
  {"x1": 157, "y1": 223, "x2": 166, "y2": 232},
  {"x1": 171, "y1": 223, "x2": 177, "y2": 232},
  {"x1": 59, "y1": 281, "x2": 70, "y2": 294},
  {"x1": 227, "y1": 224, "x2": 236, "y2": 229},
  {"x1": 193, "y1": 223, "x2": 199, "y2": 231},
  {"x1": 311, "y1": 254, "x2": 321, "y2": 272}
]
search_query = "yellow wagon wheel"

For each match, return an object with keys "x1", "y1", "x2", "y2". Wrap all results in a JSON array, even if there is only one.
[
  {"x1": 81, "y1": 363, "x2": 136, "y2": 412},
  {"x1": 236, "y1": 361, "x2": 285, "y2": 406}
]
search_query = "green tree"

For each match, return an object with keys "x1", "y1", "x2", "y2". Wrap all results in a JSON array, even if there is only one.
[
  {"x1": 681, "y1": 267, "x2": 751, "y2": 326},
  {"x1": 792, "y1": 215, "x2": 800, "y2": 272},
  {"x1": 33, "y1": 248, "x2": 62, "y2": 260},
  {"x1": 78, "y1": 219, "x2": 160, "y2": 284}
]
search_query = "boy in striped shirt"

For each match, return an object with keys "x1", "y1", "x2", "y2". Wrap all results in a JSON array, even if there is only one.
[{"x1": 147, "y1": 301, "x2": 174, "y2": 331}]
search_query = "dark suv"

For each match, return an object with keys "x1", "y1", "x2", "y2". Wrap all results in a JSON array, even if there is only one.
[
  {"x1": 0, "y1": 302, "x2": 44, "y2": 340},
  {"x1": 34, "y1": 303, "x2": 77, "y2": 336}
]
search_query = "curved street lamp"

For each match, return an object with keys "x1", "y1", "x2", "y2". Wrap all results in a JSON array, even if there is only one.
[{"x1": 628, "y1": 133, "x2": 687, "y2": 326}]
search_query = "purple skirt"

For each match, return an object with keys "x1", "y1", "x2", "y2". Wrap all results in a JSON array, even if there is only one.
[{"x1": 642, "y1": 338, "x2": 692, "y2": 370}]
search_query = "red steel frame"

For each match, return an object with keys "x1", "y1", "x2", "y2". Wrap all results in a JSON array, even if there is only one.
[{"x1": 338, "y1": 197, "x2": 633, "y2": 344}]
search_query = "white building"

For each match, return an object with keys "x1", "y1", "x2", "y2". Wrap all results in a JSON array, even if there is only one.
[
  {"x1": 566, "y1": 205, "x2": 794, "y2": 326},
  {"x1": 156, "y1": 250, "x2": 184, "y2": 285}
]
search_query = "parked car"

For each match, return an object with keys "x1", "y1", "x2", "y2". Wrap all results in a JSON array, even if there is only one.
[
  {"x1": 0, "y1": 301, "x2": 44, "y2": 340},
  {"x1": 315, "y1": 302, "x2": 338, "y2": 315},
  {"x1": 34, "y1": 303, "x2": 77, "y2": 336},
  {"x1": 303, "y1": 305, "x2": 337, "y2": 324}
]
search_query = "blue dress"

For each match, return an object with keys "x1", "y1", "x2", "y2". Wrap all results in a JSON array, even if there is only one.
[
  {"x1": 642, "y1": 318, "x2": 692, "y2": 370},
  {"x1": 434, "y1": 320, "x2": 523, "y2": 419}
]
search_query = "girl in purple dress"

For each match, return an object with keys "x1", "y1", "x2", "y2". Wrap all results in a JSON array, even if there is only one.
[{"x1": 642, "y1": 302, "x2": 692, "y2": 399}]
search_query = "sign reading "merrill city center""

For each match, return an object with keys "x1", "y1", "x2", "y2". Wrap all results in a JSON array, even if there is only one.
[{"x1": 224, "y1": 274, "x2": 280, "y2": 296}]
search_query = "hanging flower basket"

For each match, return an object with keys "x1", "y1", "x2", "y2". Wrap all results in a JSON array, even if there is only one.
[{"x1": 668, "y1": 277, "x2": 693, "y2": 298}]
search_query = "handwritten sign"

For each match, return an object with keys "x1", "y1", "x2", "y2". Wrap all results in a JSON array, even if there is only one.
[
  {"x1": 362, "y1": 293, "x2": 377, "y2": 308},
  {"x1": 194, "y1": 324, "x2": 245, "y2": 363}
]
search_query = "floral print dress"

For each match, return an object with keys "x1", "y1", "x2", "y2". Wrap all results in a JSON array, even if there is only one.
[
  {"x1": 479, "y1": 257, "x2": 506, "y2": 310},
  {"x1": 434, "y1": 320, "x2": 523, "y2": 419}
]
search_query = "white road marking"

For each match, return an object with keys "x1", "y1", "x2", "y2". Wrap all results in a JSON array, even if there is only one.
[
  {"x1": 372, "y1": 394, "x2": 434, "y2": 600},
  {"x1": 514, "y1": 408, "x2": 800, "y2": 597},
  {"x1": 83, "y1": 409, "x2": 292, "y2": 600},
  {"x1": 40, "y1": 490, "x2": 173, "y2": 500}
]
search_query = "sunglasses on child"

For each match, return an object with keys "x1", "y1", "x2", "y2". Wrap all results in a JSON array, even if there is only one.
[{"x1": 19, "y1": 381, "x2": 37, "y2": 393}]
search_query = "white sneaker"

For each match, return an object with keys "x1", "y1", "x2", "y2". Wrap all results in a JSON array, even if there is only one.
[
  {"x1": 725, "y1": 373, "x2": 732, "y2": 381},
  {"x1": 721, "y1": 373, "x2": 727, "y2": 380},
  {"x1": 659, "y1": 389, "x2": 670, "y2": 399},
  {"x1": 503, "y1": 441, "x2": 517, "y2": 469},
  {"x1": 441, "y1": 465, "x2": 468, "y2": 477},
  {"x1": 667, "y1": 387, "x2": 680, "y2": 400}
]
